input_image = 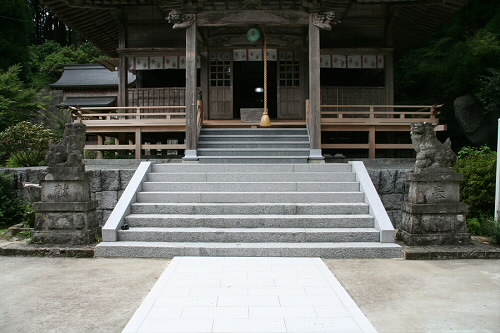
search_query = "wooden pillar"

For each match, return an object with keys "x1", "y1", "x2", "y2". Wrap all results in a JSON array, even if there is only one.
[
  {"x1": 118, "y1": 16, "x2": 128, "y2": 107},
  {"x1": 384, "y1": 53, "x2": 394, "y2": 105},
  {"x1": 200, "y1": 51, "x2": 209, "y2": 120},
  {"x1": 135, "y1": 128, "x2": 141, "y2": 159},
  {"x1": 183, "y1": 16, "x2": 198, "y2": 161},
  {"x1": 308, "y1": 13, "x2": 324, "y2": 161},
  {"x1": 384, "y1": 7, "x2": 394, "y2": 106}
]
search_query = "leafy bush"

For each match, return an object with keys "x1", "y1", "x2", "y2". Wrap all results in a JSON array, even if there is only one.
[
  {"x1": 6, "y1": 150, "x2": 47, "y2": 168},
  {"x1": 0, "y1": 173, "x2": 23, "y2": 228},
  {"x1": 0, "y1": 121, "x2": 55, "y2": 167},
  {"x1": 455, "y1": 146, "x2": 496, "y2": 218},
  {"x1": 467, "y1": 216, "x2": 500, "y2": 244}
]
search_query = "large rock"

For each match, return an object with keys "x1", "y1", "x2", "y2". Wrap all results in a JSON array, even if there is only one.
[{"x1": 454, "y1": 94, "x2": 497, "y2": 145}]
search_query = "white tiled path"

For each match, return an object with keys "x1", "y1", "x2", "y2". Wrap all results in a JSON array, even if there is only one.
[{"x1": 122, "y1": 257, "x2": 378, "y2": 333}]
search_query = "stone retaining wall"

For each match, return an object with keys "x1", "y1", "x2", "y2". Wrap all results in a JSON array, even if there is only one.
[{"x1": 1, "y1": 166, "x2": 411, "y2": 229}]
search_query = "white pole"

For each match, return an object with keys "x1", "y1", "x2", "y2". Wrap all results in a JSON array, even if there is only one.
[{"x1": 496, "y1": 118, "x2": 500, "y2": 221}]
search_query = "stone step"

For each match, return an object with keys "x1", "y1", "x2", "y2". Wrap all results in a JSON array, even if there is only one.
[
  {"x1": 197, "y1": 141, "x2": 310, "y2": 149},
  {"x1": 124, "y1": 214, "x2": 375, "y2": 228},
  {"x1": 197, "y1": 156, "x2": 309, "y2": 164},
  {"x1": 150, "y1": 163, "x2": 352, "y2": 173},
  {"x1": 199, "y1": 128, "x2": 308, "y2": 136},
  {"x1": 199, "y1": 135, "x2": 309, "y2": 142},
  {"x1": 130, "y1": 202, "x2": 370, "y2": 215},
  {"x1": 95, "y1": 241, "x2": 402, "y2": 258},
  {"x1": 135, "y1": 191, "x2": 365, "y2": 203},
  {"x1": 141, "y1": 181, "x2": 359, "y2": 192},
  {"x1": 197, "y1": 148, "x2": 310, "y2": 157},
  {"x1": 117, "y1": 227, "x2": 380, "y2": 243},
  {"x1": 146, "y1": 172, "x2": 357, "y2": 182}
]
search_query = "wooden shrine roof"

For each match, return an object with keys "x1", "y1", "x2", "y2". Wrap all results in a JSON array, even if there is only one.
[{"x1": 42, "y1": 0, "x2": 471, "y2": 57}]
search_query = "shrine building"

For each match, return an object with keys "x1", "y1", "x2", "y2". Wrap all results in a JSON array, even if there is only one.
[{"x1": 43, "y1": 0, "x2": 470, "y2": 160}]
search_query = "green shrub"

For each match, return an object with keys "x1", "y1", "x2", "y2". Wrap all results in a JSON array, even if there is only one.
[
  {"x1": 467, "y1": 216, "x2": 500, "y2": 244},
  {"x1": 6, "y1": 150, "x2": 47, "y2": 168},
  {"x1": 455, "y1": 146, "x2": 496, "y2": 218},
  {"x1": 0, "y1": 121, "x2": 55, "y2": 167},
  {"x1": 0, "y1": 173, "x2": 23, "y2": 228}
]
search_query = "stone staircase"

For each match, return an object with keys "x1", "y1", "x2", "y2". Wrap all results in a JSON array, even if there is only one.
[
  {"x1": 96, "y1": 162, "x2": 401, "y2": 258},
  {"x1": 197, "y1": 128, "x2": 310, "y2": 163}
]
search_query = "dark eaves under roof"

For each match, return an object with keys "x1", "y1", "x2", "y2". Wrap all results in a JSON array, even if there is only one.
[
  {"x1": 58, "y1": 96, "x2": 117, "y2": 107},
  {"x1": 50, "y1": 64, "x2": 136, "y2": 88}
]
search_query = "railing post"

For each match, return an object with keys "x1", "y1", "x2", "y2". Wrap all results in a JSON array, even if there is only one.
[
  {"x1": 135, "y1": 128, "x2": 141, "y2": 159},
  {"x1": 369, "y1": 127, "x2": 376, "y2": 158}
]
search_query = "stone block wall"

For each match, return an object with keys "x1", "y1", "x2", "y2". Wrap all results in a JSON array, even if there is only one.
[
  {"x1": 367, "y1": 169, "x2": 411, "y2": 229},
  {"x1": 1, "y1": 166, "x2": 412, "y2": 229}
]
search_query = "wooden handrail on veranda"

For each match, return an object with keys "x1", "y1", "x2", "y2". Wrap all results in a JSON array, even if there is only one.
[
  {"x1": 70, "y1": 106, "x2": 187, "y2": 124},
  {"x1": 320, "y1": 104, "x2": 443, "y2": 125},
  {"x1": 70, "y1": 105, "x2": 189, "y2": 159}
]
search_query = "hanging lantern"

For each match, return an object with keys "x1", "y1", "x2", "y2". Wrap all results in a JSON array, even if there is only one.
[{"x1": 246, "y1": 28, "x2": 261, "y2": 42}]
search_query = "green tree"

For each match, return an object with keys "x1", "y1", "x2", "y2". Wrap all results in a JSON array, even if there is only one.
[
  {"x1": 28, "y1": 41, "x2": 104, "y2": 87},
  {"x1": 395, "y1": 0, "x2": 500, "y2": 147},
  {"x1": 0, "y1": 65, "x2": 46, "y2": 131},
  {"x1": 0, "y1": 0, "x2": 33, "y2": 74}
]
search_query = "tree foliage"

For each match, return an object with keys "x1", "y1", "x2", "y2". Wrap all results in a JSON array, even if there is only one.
[
  {"x1": 455, "y1": 146, "x2": 497, "y2": 218},
  {"x1": 0, "y1": 0, "x2": 33, "y2": 74},
  {"x1": 28, "y1": 0, "x2": 76, "y2": 46},
  {"x1": 395, "y1": 0, "x2": 500, "y2": 146},
  {"x1": 28, "y1": 40, "x2": 104, "y2": 88},
  {"x1": 0, "y1": 65, "x2": 47, "y2": 131}
]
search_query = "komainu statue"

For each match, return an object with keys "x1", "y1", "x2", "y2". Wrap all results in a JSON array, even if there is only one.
[
  {"x1": 411, "y1": 122, "x2": 456, "y2": 170},
  {"x1": 47, "y1": 123, "x2": 86, "y2": 168}
]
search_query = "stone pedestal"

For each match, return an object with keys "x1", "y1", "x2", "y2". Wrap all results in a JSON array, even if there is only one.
[
  {"x1": 401, "y1": 168, "x2": 471, "y2": 245},
  {"x1": 32, "y1": 167, "x2": 98, "y2": 245}
]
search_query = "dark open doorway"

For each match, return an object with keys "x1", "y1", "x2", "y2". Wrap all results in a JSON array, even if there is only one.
[{"x1": 233, "y1": 61, "x2": 277, "y2": 119}]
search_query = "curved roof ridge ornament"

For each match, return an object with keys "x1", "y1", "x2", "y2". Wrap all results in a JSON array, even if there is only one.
[
  {"x1": 166, "y1": 9, "x2": 195, "y2": 29},
  {"x1": 312, "y1": 11, "x2": 341, "y2": 30}
]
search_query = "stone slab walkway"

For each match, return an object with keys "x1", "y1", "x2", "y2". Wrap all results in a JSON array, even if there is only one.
[{"x1": 122, "y1": 257, "x2": 377, "y2": 333}]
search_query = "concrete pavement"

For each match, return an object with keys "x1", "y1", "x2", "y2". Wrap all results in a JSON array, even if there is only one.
[{"x1": 0, "y1": 257, "x2": 499, "y2": 333}]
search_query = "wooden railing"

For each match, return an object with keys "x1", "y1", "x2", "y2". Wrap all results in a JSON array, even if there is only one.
[
  {"x1": 320, "y1": 104, "x2": 442, "y2": 125},
  {"x1": 72, "y1": 106, "x2": 186, "y2": 124},
  {"x1": 318, "y1": 104, "x2": 443, "y2": 158},
  {"x1": 71, "y1": 105, "x2": 188, "y2": 159}
]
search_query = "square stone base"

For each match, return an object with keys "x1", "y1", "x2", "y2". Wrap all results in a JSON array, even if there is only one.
[
  {"x1": 401, "y1": 202, "x2": 471, "y2": 246},
  {"x1": 33, "y1": 201, "x2": 99, "y2": 245},
  {"x1": 400, "y1": 231, "x2": 471, "y2": 246}
]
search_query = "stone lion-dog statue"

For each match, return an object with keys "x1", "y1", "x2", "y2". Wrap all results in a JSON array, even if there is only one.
[
  {"x1": 411, "y1": 122, "x2": 456, "y2": 170},
  {"x1": 47, "y1": 123, "x2": 86, "y2": 168}
]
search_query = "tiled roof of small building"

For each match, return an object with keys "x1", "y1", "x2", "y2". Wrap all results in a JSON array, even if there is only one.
[{"x1": 50, "y1": 64, "x2": 136, "y2": 88}]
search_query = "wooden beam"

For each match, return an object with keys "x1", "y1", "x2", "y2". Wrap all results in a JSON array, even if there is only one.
[
  {"x1": 308, "y1": 13, "x2": 322, "y2": 157},
  {"x1": 197, "y1": 10, "x2": 309, "y2": 26},
  {"x1": 185, "y1": 17, "x2": 198, "y2": 154},
  {"x1": 117, "y1": 48, "x2": 187, "y2": 56}
]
